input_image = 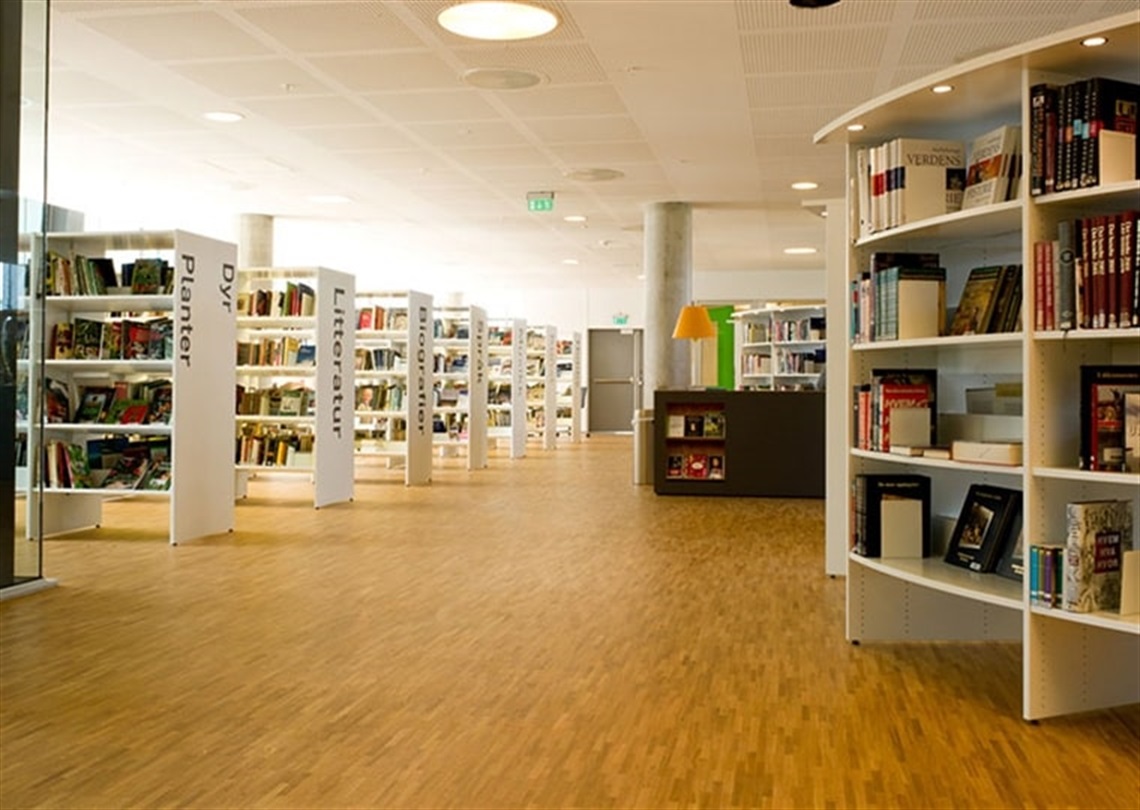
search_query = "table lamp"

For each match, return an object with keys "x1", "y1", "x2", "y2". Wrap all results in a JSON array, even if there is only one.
[{"x1": 672, "y1": 304, "x2": 717, "y2": 388}]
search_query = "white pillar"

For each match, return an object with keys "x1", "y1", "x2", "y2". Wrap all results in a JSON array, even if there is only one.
[
  {"x1": 643, "y1": 201, "x2": 691, "y2": 406},
  {"x1": 237, "y1": 214, "x2": 274, "y2": 268}
]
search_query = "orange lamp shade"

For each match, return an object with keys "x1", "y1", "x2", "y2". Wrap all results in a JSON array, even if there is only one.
[{"x1": 672, "y1": 304, "x2": 717, "y2": 340}]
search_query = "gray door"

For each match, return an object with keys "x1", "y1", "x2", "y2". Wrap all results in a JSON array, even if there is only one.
[{"x1": 587, "y1": 328, "x2": 642, "y2": 434}]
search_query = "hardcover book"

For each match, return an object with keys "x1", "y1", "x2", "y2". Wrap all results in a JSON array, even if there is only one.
[
  {"x1": 683, "y1": 414, "x2": 705, "y2": 438},
  {"x1": 852, "y1": 473, "x2": 931, "y2": 558},
  {"x1": 129, "y1": 258, "x2": 164, "y2": 295},
  {"x1": 962, "y1": 124, "x2": 1021, "y2": 210},
  {"x1": 707, "y1": 454, "x2": 725, "y2": 480},
  {"x1": 949, "y1": 265, "x2": 1005, "y2": 335},
  {"x1": 944, "y1": 485, "x2": 1022, "y2": 573},
  {"x1": 684, "y1": 453, "x2": 709, "y2": 479},
  {"x1": 1063, "y1": 499, "x2": 1134, "y2": 613},
  {"x1": 993, "y1": 510, "x2": 1025, "y2": 582},
  {"x1": 893, "y1": 137, "x2": 967, "y2": 226},
  {"x1": 703, "y1": 412, "x2": 726, "y2": 439},
  {"x1": 1079, "y1": 365, "x2": 1140, "y2": 471},
  {"x1": 72, "y1": 318, "x2": 104, "y2": 360},
  {"x1": 666, "y1": 455, "x2": 684, "y2": 479},
  {"x1": 1126, "y1": 392, "x2": 1140, "y2": 474},
  {"x1": 74, "y1": 387, "x2": 113, "y2": 423}
]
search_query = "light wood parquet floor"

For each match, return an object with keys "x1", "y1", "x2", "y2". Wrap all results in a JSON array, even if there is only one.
[{"x1": 1, "y1": 436, "x2": 1138, "y2": 810}]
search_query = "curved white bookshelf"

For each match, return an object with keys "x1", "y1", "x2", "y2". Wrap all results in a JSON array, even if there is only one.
[{"x1": 818, "y1": 11, "x2": 1140, "y2": 721}]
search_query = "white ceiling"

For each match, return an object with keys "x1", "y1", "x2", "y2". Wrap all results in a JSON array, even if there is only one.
[{"x1": 28, "y1": 0, "x2": 1140, "y2": 288}]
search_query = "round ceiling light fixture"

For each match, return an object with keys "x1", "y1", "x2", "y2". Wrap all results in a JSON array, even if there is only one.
[
  {"x1": 563, "y1": 214, "x2": 587, "y2": 223},
  {"x1": 462, "y1": 67, "x2": 547, "y2": 90},
  {"x1": 783, "y1": 247, "x2": 818, "y2": 255},
  {"x1": 438, "y1": 1, "x2": 558, "y2": 41},
  {"x1": 791, "y1": 181, "x2": 819, "y2": 191},
  {"x1": 564, "y1": 167, "x2": 625, "y2": 182},
  {"x1": 789, "y1": 0, "x2": 841, "y2": 7},
  {"x1": 1081, "y1": 35, "x2": 1108, "y2": 47},
  {"x1": 203, "y1": 111, "x2": 244, "y2": 123}
]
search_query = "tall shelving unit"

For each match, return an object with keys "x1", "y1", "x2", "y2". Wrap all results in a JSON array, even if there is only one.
[
  {"x1": 31, "y1": 229, "x2": 236, "y2": 544},
  {"x1": 432, "y1": 305, "x2": 488, "y2": 470},
  {"x1": 555, "y1": 332, "x2": 582, "y2": 443},
  {"x1": 354, "y1": 290, "x2": 433, "y2": 485},
  {"x1": 733, "y1": 304, "x2": 826, "y2": 391},
  {"x1": 525, "y1": 325, "x2": 557, "y2": 450},
  {"x1": 816, "y1": 11, "x2": 1140, "y2": 720},
  {"x1": 234, "y1": 267, "x2": 355, "y2": 508},
  {"x1": 488, "y1": 318, "x2": 526, "y2": 459}
]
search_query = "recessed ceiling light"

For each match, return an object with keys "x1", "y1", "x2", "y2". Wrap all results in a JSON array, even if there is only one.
[
  {"x1": 437, "y1": 1, "x2": 558, "y2": 41},
  {"x1": 783, "y1": 247, "x2": 818, "y2": 255},
  {"x1": 847, "y1": 123, "x2": 865, "y2": 132},
  {"x1": 791, "y1": 181, "x2": 819, "y2": 191},
  {"x1": 462, "y1": 67, "x2": 547, "y2": 90},
  {"x1": 789, "y1": 0, "x2": 841, "y2": 7},
  {"x1": 203, "y1": 111, "x2": 244, "y2": 123},
  {"x1": 931, "y1": 84, "x2": 954, "y2": 94},
  {"x1": 308, "y1": 194, "x2": 352, "y2": 204},
  {"x1": 1081, "y1": 35, "x2": 1108, "y2": 47},
  {"x1": 563, "y1": 214, "x2": 587, "y2": 223},
  {"x1": 636, "y1": 273, "x2": 646, "y2": 281},
  {"x1": 564, "y1": 168, "x2": 624, "y2": 182},
  {"x1": 562, "y1": 258, "x2": 579, "y2": 265}
]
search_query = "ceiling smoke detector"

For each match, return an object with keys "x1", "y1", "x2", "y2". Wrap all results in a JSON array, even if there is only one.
[{"x1": 462, "y1": 67, "x2": 547, "y2": 90}]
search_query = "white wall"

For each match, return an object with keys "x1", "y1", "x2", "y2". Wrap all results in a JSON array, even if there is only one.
[{"x1": 695, "y1": 269, "x2": 826, "y2": 304}]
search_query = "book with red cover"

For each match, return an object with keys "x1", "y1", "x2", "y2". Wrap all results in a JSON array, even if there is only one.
[
  {"x1": 684, "y1": 453, "x2": 709, "y2": 479},
  {"x1": 1119, "y1": 210, "x2": 1136, "y2": 329},
  {"x1": 1080, "y1": 365, "x2": 1140, "y2": 471},
  {"x1": 878, "y1": 382, "x2": 931, "y2": 452}
]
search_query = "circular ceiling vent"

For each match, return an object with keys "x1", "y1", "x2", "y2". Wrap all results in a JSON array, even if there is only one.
[{"x1": 462, "y1": 67, "x2": 547, "y2": 90}]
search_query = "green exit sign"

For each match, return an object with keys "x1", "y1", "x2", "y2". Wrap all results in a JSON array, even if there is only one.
[{"x1": 527, "y1": 192, "x2": 554, "y2": 212}]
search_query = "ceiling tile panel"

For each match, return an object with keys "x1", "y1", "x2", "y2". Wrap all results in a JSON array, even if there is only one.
[
  {"x1": 405, "y1": 120, "x2": 530, "y2": 148},
  {"x1": 741, "y1": 28, "x2": 890, "y2": 73},
  {"x1": 524, "y1": 116, "x2": 644, "y2": 144},
  {"x1": 445, "y1": 145, "x2": 551, "y2": 168},
  {"x1": 79, "y1": 10, "x2": 273, "y2": 61},
  {"x1": 53, "y1": 0, "x2": 187, "y2": 12},
  {"x1": 167, "y1": 58, "x2": 336, "y2": 99},
  {"x1": 296, "y1": 125, "x2": 419, "y2": 151},
  {"x1": 899, "y1": 20, "x2": 1094, "y2": 67},
  {"x1": 362, "y1": 90, "x2": 502, "y2": 123},
  {"x1": 331, "y1": 149, "x2": 456, "y2": 174},
  {"x1": 914, "y1": 0, "x2": 1088, "y2": 21},
  {"x1": 306, "y1": 52, "x2": 460, "y2": 93},
  {"x1": 746, "y1": 71, "x2": 877, "y2": 109},
  {"x1": 234, "y1": 1, "x2": 426, "y2": 52},
  {"x1": 548, "y1": 142, "x2": 657, "y2": 166},
  {"x1": 750, "y1": 106, "x2": 850, "y2": 138},
  {"x1": 53, "y1": 103, "x2": 202, "y2": 135},
  {"x1": 241, "y1": 95, "x2": 378, "y2": 127},
  {"x1": 49, "y1": 69, "x2": 142, "y2": 106},
  {"x1": 499, "y1": 84, "x2": 629, "y2": 119}
]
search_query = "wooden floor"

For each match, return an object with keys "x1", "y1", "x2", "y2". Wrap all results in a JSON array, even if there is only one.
[{"x1": 1, "y1": 436, "x2": 1138, "y2": 809}]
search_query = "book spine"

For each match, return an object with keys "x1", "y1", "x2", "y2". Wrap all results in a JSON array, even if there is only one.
[
  {"x1": 1119, "y1": 211, "x2": 1135, "y2": 329},
  {"x1": 1034, "y1": 240, "x2": 1046, "y2": 332},
  {"x1": 1057, "y1": 219, "x2": 1077, "y2": 330},
  {"x1": 1044, "y1": 243, "x2": 1055, "y2": 331},
  {"x1": 1078, "y1": 217, "x2": 1092, "y2": 329},
  {"x1": 1107, "y1": 214, "x2": 1119, "y2": 330},
  {"x1": 1030, "y1": 84, "x2": 1048, "y2": 196}
]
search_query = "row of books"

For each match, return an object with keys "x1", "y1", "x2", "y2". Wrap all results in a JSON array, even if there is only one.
[
  {"x1": 356, "y1": 383, "x2": 404, "y2": 412},
  {"x1": 853, "y1": 368, "x2": 937, "y2": 453},
  {"x1": 665, "y1": 452, "x2": 725, "y2": 481},
  {"x1": 355, "y1": 422, "x2": 408, "y2": 445},
  {"x1": 235, "y1": 384, "x2": 313, "y2": 418},
  {"x1": 1029, "y1": 77, "x2": 1139, "y2": 196},
  {"x1": 771, "y1": 316, "x2": 825, "y2": 343},
  {"x1": 739, "y1": 320, "x2": 770, "y2": 344},
  {"x1": 665, "y1": 410, "x2": 726, "y2": 440},
  {"x1": 433, "y1": 317, "x2": 469, "y2": 340},
  {"x1": 487, "y1": 327, "x2": 514, "y2": 346},
  {"x1": 435, "y1": 354, "x2": 468, "y2": 373},
  {"x1": 853, "y1": 477, "x2": 1023, "y2": 580},
  {"x1": 46, "y1": 252, "x2": 170, "y2": 297},
  {"x1": 740, "y1": 354, "x2": 772, "y2": 376},
  {"x1": 354, "y1": 347, "x2": 405, "y2": 372},
  {"x1": 50, "y1": 317, "x2": 174, "y2": 361},
  {"x1": 237, "y1": 282, "x2": 316, "y2": 319},
  {"x1": 776, "y1": 351, "x2": 825, "y2": 375},
  {"x1": 1030, "y1": 499, "x2": 1134, "y2": 613},
  {"x1": 856, "y1": 125, "x2": 1021, "y2": 238},
  {"x1": 45, "y1": 436, "x2": 171, "y2": 492},
  {"x1": 46, "y1": 378, "x2": 172, "y2": 426},
  {"x1": 356, "y1": 306, "x2": 409, "y2": 332},
  {"x1": 1032, "y1": 211, "x2": 1139, "y2": 332},
  {"x1": 236, "y1": 337, "x2": 315, "y2": 368},
  {"x1": 235, "y1": 424, "x2": 314, "y2": 468},
  {"x1": 434, "y1": 383, "x2": 468, "y2": 409}
]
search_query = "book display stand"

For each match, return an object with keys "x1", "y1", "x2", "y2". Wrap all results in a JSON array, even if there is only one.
[
  {"x1": 817, "y1": 11, "x2": 1140, "y2": 720},
  {"x1": 525, "y1": 325, "x2": 557, "y2": 450},
  {"x1": 31, "y1": 229, "x2": 236, "y2": 544},
  {"x1": 487, "y1": 319, "x2": 526, "y2": 459},
  {"x1": 234, "y1": 267, "x2": 355, "y2": 508},
  {"x1": 354, "y1": 290, "x2": 434, "y2": 486},
  {"x1": 432, "y1": 305, "x2": 488, "y2": 470}
]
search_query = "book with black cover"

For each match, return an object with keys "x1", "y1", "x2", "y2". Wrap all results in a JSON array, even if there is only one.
[
  {"x1": 944, "y1": 485, "x2": 1022, "y2": 573},
  {"x1": 994, "y1": 509, "x2": 1025, "y2": 582}
]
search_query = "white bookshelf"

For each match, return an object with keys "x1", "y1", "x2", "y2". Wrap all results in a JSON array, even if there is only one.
[
  {"x1": 525, "y1": 325, "x2": 557, "y2": 450},
  {"x1": 487, "y1": 319, "x2": 526, "y2": 459},
  {"x1": 354, "y1": 290, "x2": 434, "y2": 486},
  {"x1": 432, "y1": 305, "x2": 488, "y2": 470},
  {"x1": 234, "y1": 267, "x2": 355, "y2": 508},
  {"x1": 732, "y1": 304, "x2": 825, "y2": 391},
  {"x1": 555, "y1": 332, "x2": 582, "y2": 443},
  {"x1": 816, "y1": 10, "x2": 1140, "y2": 720},
  {"x1": 31, "y1": 229, "x2": 236, "y2": 544}
]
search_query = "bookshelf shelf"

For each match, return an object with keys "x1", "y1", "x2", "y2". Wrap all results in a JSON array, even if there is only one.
[
  {"x1": 818, "y1": 10, "x2": 1140, "y2": 721},
  {"x1": 849, "y1": 553, "x2": 1023, "y2": 611},
  {"x1": 488, "y1": 319, "x2": 527, "y2": 458},
  {"x1": 235, "y1": 267, "x2": 355, "y2": 508},
  {"x1": 524, "y1": 325, "x2": 557, "y2": 450},
  {"x1": 732, "y1": 304, "x2": 825, "y2": 392},
  {"x1": 32, "y1": 229, "x2": 237, "y2": 544},
  {"x1": 555, "y1": 332, "x2": 582, "y2": 443},
  {"x1": 432, "y1": 305, "x2": 488, "y2": 470}
]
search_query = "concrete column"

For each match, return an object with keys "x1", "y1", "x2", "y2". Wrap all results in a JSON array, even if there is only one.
[
  {"x1": 643, "y1": 201, "x2": 691, "y2": 405},
  {"x1": 237, "y1": 213, "x2": 274, "y2": 268}
]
